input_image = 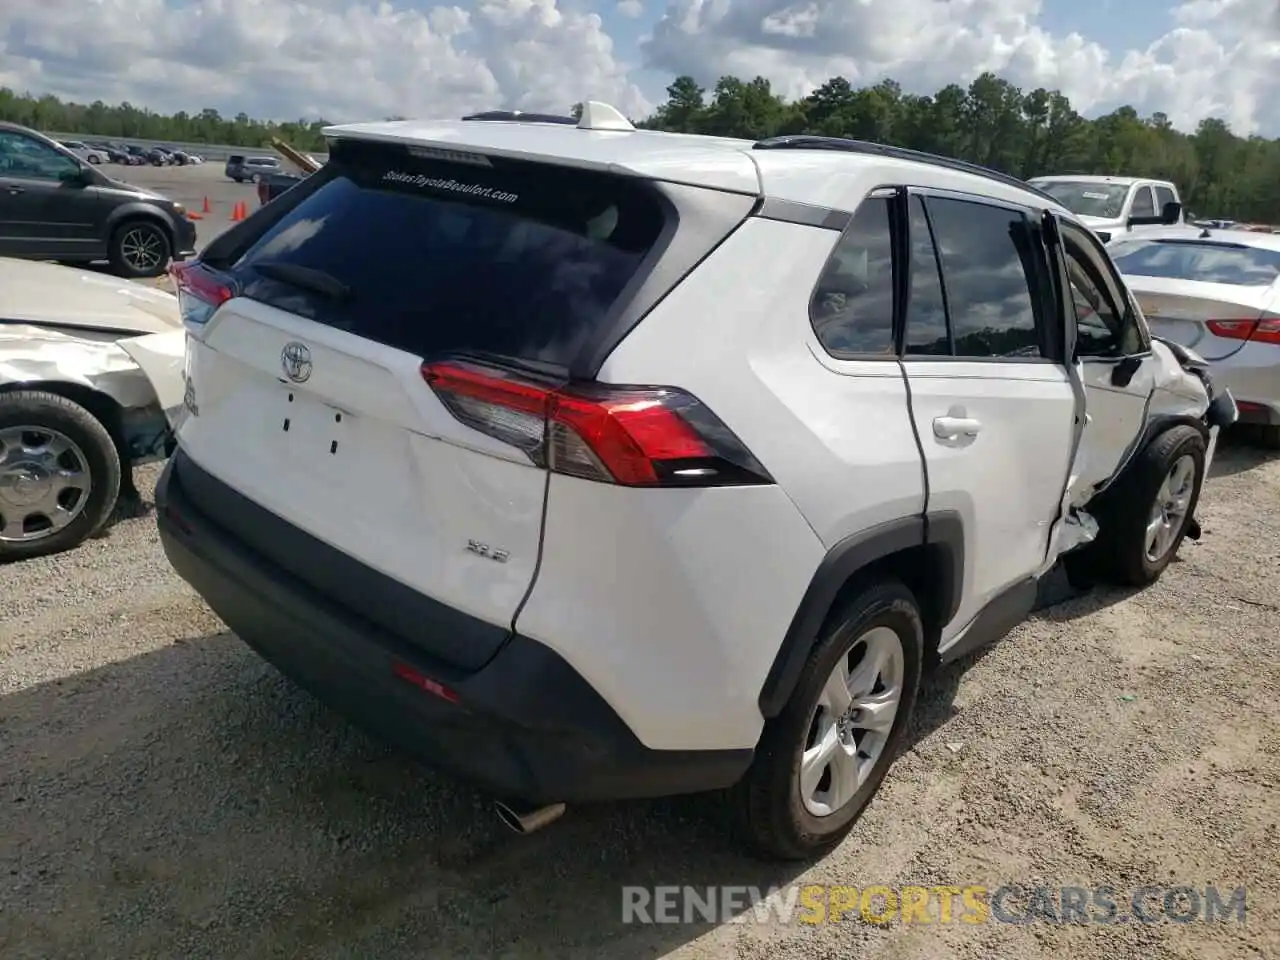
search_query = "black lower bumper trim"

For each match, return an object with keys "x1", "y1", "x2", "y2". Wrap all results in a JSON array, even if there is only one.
[{"x1": 155, "y1": 451, "x2": 752, "y2": 804}]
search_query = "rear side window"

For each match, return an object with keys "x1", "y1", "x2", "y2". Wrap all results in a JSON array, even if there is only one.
[
  {"x1": 1109, "y1": 239, "x2": 1280, "y2": 286},
  {"x1": 228, "y1": 139, "x2": 667, "y2": 368},
  {"x1": 903, "y1": 195, "x2": 950, "y2": 355},
  {"x1": 1154, "y1": 185, "x2": 1177, "y2": 211},
  {"x1": 923, "y1": 196, "x2": 1043, "y2": 359},
  {"x1": 809, "y1": 197, "x2": 896, "y2": 356}
]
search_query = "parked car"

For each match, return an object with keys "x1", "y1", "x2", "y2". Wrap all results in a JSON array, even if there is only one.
[
  {"x1": 1027, "y1": 175, "x2": 1184, "y2": 242},
  {"x1": 0, "y1": 256, "x2": 185, "y2": 561},
  {"x1": 157, "y1": 104, "x2": 1235, "y2": 861},
  {"x1": 101, "y1": 144, "x2": 133, "y2": 164},
  {"x1": 57, "y1": 140, "x2": 106, "y2": 165},
  {"x1": 255, "y1": 170, "x2": 305, "y2": 205},
  {"x1": 225, "y1": 154, "x2": 281, "y2": 182},
  {"x1": 0, "y1": 122, "x2": 198, "y2": 278},
  {"x1": 1109, "y1": 227, "x2": 1280, "y2": 447}
]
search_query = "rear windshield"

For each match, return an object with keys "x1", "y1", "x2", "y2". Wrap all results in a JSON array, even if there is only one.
[
  {"x1": 227, "y1": 138, "x2": 667, "y2": 368},
  {"x1": 1109, "y1": 239, "x2": 1280, "y2": 286}
]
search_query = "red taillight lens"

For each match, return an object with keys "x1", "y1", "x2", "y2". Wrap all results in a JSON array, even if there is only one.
[
  {"x1": 422, "y1": 360, "x2": 773, "y2": 487},
  {"x1": 170, "y1": 261, "x2": 234, "y2": 326},
  {"x1": 1207, "y1": 317, "x2": 1280, "y2": 345}
]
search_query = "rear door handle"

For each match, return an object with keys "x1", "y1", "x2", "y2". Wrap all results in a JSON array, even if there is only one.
[{"x1": 933, "y1": 416, "x2": 982, "y2": 438}]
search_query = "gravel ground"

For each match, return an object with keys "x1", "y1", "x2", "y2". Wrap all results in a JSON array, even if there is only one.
[{"x1": 2, "y1": 440, "x2": 1277, "y2": 959}]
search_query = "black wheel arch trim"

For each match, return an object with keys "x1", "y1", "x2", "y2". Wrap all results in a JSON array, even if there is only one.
[
  {"x1": 757, "y1": 510, "x2": 964, "y2": 719},
  {"x1": 105, "y1": 204, "x2": 178, "y2": 248}
]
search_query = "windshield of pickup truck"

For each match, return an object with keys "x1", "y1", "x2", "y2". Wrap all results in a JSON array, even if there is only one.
[{"x1": 1030, "y1": 181, "x2": 1130, "y2": 219}]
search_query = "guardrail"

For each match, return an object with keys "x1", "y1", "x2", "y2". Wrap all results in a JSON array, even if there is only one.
[{"x1": 45, "y1": 132, "x2": 329, "y2": 164}]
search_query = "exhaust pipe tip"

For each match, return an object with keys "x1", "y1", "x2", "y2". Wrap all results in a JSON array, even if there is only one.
[{"x1": 495, "y1": 800, "x2": 567, "y2": 835}]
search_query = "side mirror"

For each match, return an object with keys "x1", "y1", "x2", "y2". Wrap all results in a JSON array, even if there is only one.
[
  {"x1": 1110, "y1": 354, "x2": 1142, "y2": 387},
  {"x1": 58, "y1": 166, "x2": 90, "y2": 187},
  {"x1": 1160, "y1": 200, "x2": 1182, "y2": 225}
]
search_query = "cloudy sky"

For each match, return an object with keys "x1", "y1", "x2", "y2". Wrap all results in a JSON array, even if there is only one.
[{"x1": 1, "y1": 0, "x2": 1278, "y2": 134}]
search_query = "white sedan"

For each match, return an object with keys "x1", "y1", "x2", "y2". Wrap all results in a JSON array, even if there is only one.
[
  {"x1": 1109, "y1": 227, "x2": 1280, "y2": 448},
  {"x1": 57, "y1": 139, "x2": 107, "y2": 164},
  {"x1": 0, "y1": 257, "x2": 185, "y2": 561}
]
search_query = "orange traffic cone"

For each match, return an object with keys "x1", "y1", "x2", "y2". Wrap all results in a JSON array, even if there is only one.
[
  {"x1": 202, "y1": 196, "x2": 210, "y2": 213},
  {"x1": 230, "y1": 201, "x2": 244, "y2": 222},
  {"x1": 186, "y1": 211, "x2": 203, "y2": 220}
]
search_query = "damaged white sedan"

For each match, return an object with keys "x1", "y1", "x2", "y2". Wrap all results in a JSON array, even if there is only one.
[{"x1": 0, "y1": 257, "x2": 184, "y2": 561}]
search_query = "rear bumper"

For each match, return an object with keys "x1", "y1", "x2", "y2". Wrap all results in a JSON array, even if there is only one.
[{"x1": 155, "y1": 451, "x2": 751, "y2": 804}]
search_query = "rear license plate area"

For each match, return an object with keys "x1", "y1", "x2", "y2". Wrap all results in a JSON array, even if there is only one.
[{"x1": 277, "y1": 387, "x2": 351, "y2": 458}]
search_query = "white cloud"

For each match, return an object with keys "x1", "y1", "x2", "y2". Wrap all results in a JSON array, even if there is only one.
[
  {"x1": 0, "y1": 0, "x2": 650, "y2": 123},
  {"x1": 0, "y1": 0, "x2": 1278, "y2": 135}
]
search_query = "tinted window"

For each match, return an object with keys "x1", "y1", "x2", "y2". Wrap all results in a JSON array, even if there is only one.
[
  {"x1": 1109, "y1": 239, "x2": 1280, "y2": 286},
  {"x1": 810, "y1": 197, "x2": 895, "y2": 355},
  {"x1": 228, "y1": 139, "x2": 667, "y2": 368},
  {"x1": 1130, "y1": 187, "x2": 1155, "y2": 217},
  {"x1": 1064, "y1": 241, "x2": 1124, "y2": 357},
  {"x1": 0, "y1": 132, "x2": 78, "y2": 181},
  {"x1": 925, "y1": 197, "x2": 1042, "y2": 359},
  {"x1": 904, "y1": 196, "x2": 950, "y2": 355},
  {"x1": 1154, "y1": 185, "x2": 1176, "y2": 211}
]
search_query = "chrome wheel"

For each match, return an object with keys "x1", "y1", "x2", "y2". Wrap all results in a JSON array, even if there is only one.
[
  {"x1": 1145, "y1": 453, "x2": 1196, "y2": 563},
  {"x1": 0, "y1": 426, "x2": 93, "y2": 543},
  {"x1": 119, "y1": 226, "x2": 166, "y2": 273},
  {"x1": 799, "y1": 625, "x2": 905, "y2": 818}
]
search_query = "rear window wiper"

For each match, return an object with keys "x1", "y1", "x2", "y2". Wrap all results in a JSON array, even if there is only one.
[{"x1": 251, "y1": 261, "x2": 352, "y2": 301}]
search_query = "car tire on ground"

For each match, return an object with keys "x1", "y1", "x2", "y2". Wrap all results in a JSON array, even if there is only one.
[
  {"x1": 87, "y1": 155, "x2": 101, "y2": 164},
  {"x1": 732, "y1": 579, "x2": 924, "y2": 861},
  {"x1": 1085, "y1": 424, "x2": 1207, "y2": 587},
  {"x1": 0, "y1": 390, "x2": 122, "y2": 563},
  {"x1": 108, "y1": 219, "x2": 172, "y2": 279}
]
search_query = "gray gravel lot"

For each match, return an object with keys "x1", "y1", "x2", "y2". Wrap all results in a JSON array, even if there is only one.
[{"x1": 2, "y1": 440, "x2": 1278, "y2": 959}]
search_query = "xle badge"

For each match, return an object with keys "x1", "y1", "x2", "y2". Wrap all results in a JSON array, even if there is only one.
[
  {"x1": 281, "y1": 341, "x2": 312, "y2": 383},
  {"x1": 467, "y1": 540, "x2": 510, "y2": 563}
]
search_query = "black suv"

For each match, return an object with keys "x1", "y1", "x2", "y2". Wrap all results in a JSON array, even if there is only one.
[{"x1": 0, "y1": 122, "x2": 196, "y2": 278}]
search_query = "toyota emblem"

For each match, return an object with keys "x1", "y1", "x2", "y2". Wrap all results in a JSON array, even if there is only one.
[{"x1": 281, "y1": 341, "x2": 312, "y2": 383}]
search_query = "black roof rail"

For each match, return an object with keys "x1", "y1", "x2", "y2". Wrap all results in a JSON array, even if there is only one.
[
  {"x1": 462, "y1": 110, "x2": 578, "y2": 125},
  {"x1": 752, "y1": 135, "x2": 1062, "y2": 206}
]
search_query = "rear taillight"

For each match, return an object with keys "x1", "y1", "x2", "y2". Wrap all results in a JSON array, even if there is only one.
[
  {"x1": 1207, "y1": 317, "x2": 1280, "y2": 345},
  {"x1": 170, "y1": 261, "x2": 234, "y2": 326},
  {"x1": 421, "y1": 360, "x2": 774, "y2": 487}
]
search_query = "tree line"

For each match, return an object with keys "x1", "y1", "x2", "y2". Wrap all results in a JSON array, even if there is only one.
[{"x1": 4, "y1": 71, "x2": 1279, "y2": 222}]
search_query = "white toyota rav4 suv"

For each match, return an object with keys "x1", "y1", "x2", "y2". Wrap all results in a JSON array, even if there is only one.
[{"x1": 157, "y1": 103, "x2": 1236, "y2": 861}]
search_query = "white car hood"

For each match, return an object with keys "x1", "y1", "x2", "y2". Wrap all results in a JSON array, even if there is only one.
[{"x1": 0, "y1": 257, "x2": 179, "y2": 335}]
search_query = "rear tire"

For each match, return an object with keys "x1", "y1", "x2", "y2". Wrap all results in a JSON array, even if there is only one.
[
  {"x1": 1085, "y1": 425, "x2": 1206, "y2": 587},
  {"x1": 0, "y1": 391, "x2": 122, "y2": 562},
  {"x1": 732, "y1": 580, "x2": 924, "y2": 861},
  {"x1": 1255, "y1": 424, "x2": 1280, "y2": 450}
]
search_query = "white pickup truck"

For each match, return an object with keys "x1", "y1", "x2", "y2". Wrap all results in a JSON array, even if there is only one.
[{"x1": 1027, "y1": 175, "x2": 1185, "y2": 243}]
